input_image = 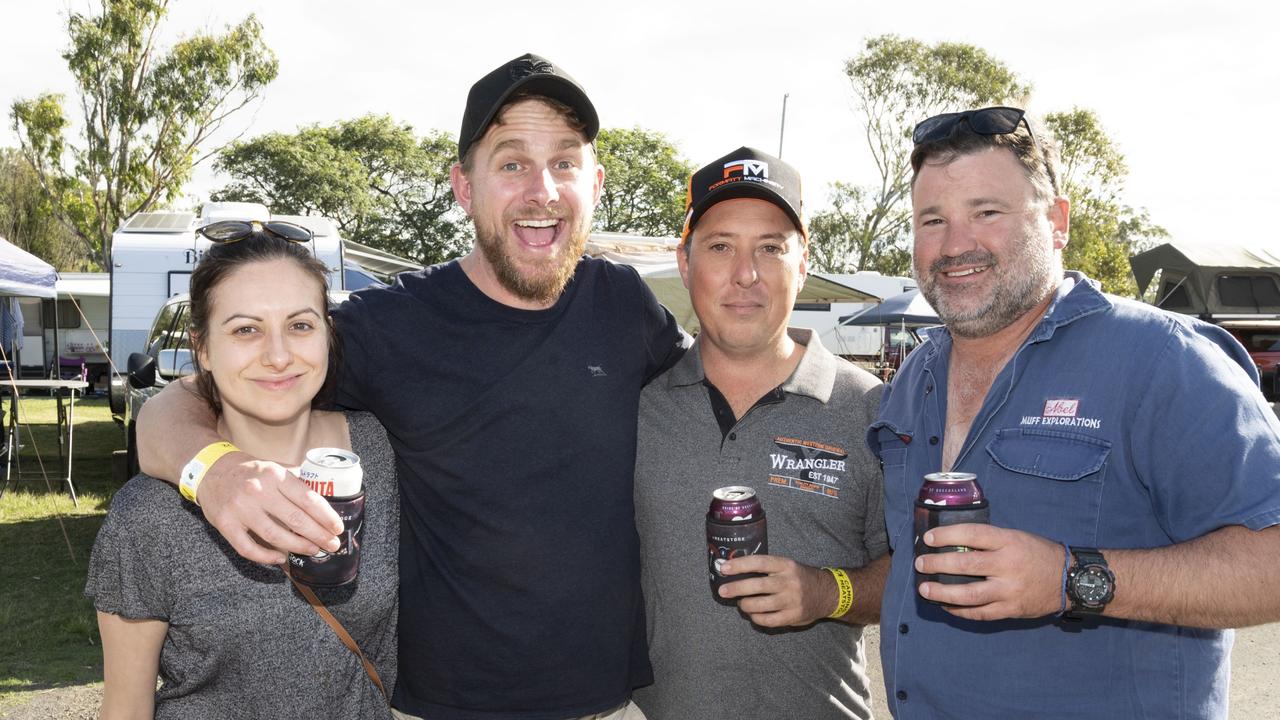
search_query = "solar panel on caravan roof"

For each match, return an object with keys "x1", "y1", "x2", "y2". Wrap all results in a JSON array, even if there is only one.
[{"x1": 122, "y1": 213, "x2": 195, "y2": 231}]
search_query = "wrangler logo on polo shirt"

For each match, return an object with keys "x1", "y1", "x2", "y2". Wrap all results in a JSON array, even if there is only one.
[{"x1": 768, "y1": 437, "x2": 847, "y2": 499}]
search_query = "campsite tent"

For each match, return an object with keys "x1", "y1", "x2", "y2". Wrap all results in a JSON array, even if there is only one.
[
  {"x1": 839, "y1": 288, "x2": 939, "y2": 327},
  {"x1": 1130, "y1": 242, "x2": 1280, "y2": 318},
  {"x1": 2, "y1": 238, "x2": 59, "y2": 375},
  {"x1": 586, "y1": 231, "x2": 877, "y2": 332},
  {"x1": 0, "y1": 237, "x2": 57, "y2": 299}
]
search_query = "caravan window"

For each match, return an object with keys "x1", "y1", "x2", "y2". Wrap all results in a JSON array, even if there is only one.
[
  {"x1": 1217, "y1": 275, "x2": 1280, "y2": 311},
  {"x1": 40, "y1": 299, "x2": 83, "y2": 329}
]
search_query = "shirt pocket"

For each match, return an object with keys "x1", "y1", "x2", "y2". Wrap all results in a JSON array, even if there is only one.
[
  {"x1": 873, "y1": 429, "x2": 911, "y2": 549},
  {"x1": 983, "y1": 428, "x2": 1111, "y2": 545}
]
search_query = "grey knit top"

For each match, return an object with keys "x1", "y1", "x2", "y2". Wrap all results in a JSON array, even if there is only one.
[{"x1": 86, "y1": 412, "x2": 398, "y2": 719}]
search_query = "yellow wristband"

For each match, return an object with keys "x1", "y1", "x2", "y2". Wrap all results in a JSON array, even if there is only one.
[
  {"x1": 179, "y1": 441, "x2": 239, "y2": 505},
  {"x1": 824, "y1": 567, "x2": 854, "y2": 618}
]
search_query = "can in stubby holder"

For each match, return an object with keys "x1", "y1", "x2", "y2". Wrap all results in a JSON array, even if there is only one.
[
  {"x1": 288, "y1": 448, "x2": 364, "y2": 587},
  {"x1": 914, "y1": 472, "x2": 989, "y2": 600},
  {"x1": 706, "y1": 486, "x2": 769, "y2": 602}
]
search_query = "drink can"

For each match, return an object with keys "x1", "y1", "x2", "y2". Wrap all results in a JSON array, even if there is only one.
[
  {"x1": 288, "y1": 448, "x2": 365, "y2": 587},
  {"x1": 706, "y1": 486, "x2": 769, "y2": 601},
  {"x1": 914, "y1": 472, "x2": 990, "y2": 599}
]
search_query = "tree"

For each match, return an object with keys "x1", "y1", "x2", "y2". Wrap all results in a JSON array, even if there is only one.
[
  {"x1": 806, "y1": 182, "x2": 911, "y2": 276},
  {"x1": 0, "y1": 148, "x2": 93, "y2": 270},
  {"x1": 808, "y1": 35, "x2": 1030, "y2": 274},
  {"x1": 594, "y1": 127, "x2": 693, "y2": 238},
  {"x1": 10, "y1": 0, "x2": 278, "y2": 270},
  {"x1": 1046, "y1": 108, "x2": 1167, "y2": 296},
  {"x1": 213, "y1": 115, "x2": 471, "y2": 265}
]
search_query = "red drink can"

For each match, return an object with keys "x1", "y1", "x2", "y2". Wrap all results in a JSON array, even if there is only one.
[
  {"x1": 706, "y1": 486, "x2": 769, "y2": 601},
  {"x1": 914, "y1": 472, "x2": 990, "y2": 599},
  {"x1": 288, "y1": 448, "x2": 365, "y2": 587}
]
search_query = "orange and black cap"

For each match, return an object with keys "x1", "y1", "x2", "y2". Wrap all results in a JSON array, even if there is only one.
[
  {"x1": 458, "y1": 53, "x2": 600, "y2": 162},
  {"x1": 680, "y1": 146, "x2": 806, "y2": 243}
]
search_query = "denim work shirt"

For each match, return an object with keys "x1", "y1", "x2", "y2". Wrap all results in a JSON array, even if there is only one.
[{"x1": 867, "y1": 272, "x2": 1280, "y2": 720}]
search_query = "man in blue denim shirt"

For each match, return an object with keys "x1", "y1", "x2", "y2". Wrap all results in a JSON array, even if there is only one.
[{"x1": 867, "y1": 107, "x2": 1280, "y2": 719}]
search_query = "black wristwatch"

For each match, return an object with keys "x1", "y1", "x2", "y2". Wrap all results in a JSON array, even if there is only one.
[{"x1": 1066, "y1": 547, "x2": 1115, "y2": 617}]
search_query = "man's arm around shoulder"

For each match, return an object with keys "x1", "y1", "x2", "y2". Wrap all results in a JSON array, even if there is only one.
[{"x1": 136, "y1": 378, "x2": 341, "y2": 563}]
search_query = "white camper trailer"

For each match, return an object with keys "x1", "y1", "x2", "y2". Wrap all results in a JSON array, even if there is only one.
[{"x1": 108, "y1": 202, "x2": 346, "y2": 370}]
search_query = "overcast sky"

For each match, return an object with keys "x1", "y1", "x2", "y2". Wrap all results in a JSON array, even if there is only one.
[{"x1": 2, "y1": 0, "x2": 1277, "y2": 246}]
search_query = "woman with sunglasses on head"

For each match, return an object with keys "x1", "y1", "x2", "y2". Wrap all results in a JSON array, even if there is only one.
[{"x1": 86, "y1": 221, "x2": 397, "y2": 719}]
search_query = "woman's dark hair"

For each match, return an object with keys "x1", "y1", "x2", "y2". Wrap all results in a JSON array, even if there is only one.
[{"x1": 186, "y1": 233, "x2": 340, "y2": 416}]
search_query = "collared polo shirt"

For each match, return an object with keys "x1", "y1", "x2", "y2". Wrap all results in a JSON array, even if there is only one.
[
  {"x1": 867, "y1": 273, "x2": 1280, "y2": 720},
  {"x1": 633, "y1": 328, "x2": 888, "y2": 720}
]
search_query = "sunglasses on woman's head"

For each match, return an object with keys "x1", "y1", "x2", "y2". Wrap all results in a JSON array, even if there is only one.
[{"x1": 196, "y1": 220, "x2": 314, "y2": 244}]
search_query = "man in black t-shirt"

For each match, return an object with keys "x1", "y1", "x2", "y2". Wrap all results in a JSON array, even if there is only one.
[{"x1": 138, "y1": 54, "x2": 685, "y2": 720}]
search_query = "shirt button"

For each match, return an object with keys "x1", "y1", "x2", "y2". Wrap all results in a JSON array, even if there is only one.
[
  {"x1": 728, "y1": 432, "x2": 736, "y2": 441},
  {"x1": 925, "y1": 383, "x2": 933, "y2": 393},
  {"x1": 896, "y1": 690, "x2": 908, "y2": 701},
  {"x1": 929, "y1": 436, "x2": 939, "y2": 445},
  {"x1": 898, "y1": 623, "x2": 909, "y2": 634}
]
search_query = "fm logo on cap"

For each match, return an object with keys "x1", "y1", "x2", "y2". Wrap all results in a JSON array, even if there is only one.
[{"x1": 724, "y1": 159, "x2": 768, "y2": 180}]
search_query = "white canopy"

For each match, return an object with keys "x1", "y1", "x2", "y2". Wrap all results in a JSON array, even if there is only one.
[{"x1": 0, "y1": 237, "x2": 57, "y2": 298}]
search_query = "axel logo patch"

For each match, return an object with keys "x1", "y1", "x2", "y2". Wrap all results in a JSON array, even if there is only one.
[
  {"x1": 1021, "y1": 398, "x2": 1101, "y2": 429},
  {"x1": 1043, "y1": 399, "x2": 1078, "y2": 417}
]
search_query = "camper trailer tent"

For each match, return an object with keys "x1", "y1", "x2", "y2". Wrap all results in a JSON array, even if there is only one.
[
  {"x1": 1130, "y1": 242, "x2": 1280, "y2": 319},
  {"x1": 1131, "y1": 241, "x2": 1280, "y2": 399},
  {"x1": 109, "y1": 204, "x2": 346, "y2": 370}
]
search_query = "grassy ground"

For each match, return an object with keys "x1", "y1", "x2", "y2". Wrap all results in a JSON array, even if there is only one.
[{"x1": 0, "y1": 397, "x2": 120, "y2": 710}]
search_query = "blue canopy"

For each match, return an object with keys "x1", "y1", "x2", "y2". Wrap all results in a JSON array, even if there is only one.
[{"x1": 839, "y1": 288, "x2": 939, "y2": 326}]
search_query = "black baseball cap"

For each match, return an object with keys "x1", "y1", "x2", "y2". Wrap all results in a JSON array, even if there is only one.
[
  {"x1": 681, "y1": 147, "x2": 806, "y2": 243},
  {"x1": 457, "y1": 53, "x2": 600, "y2": 162}
]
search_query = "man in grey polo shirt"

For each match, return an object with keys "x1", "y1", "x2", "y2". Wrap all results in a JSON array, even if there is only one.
[{"x1": 633, "y1": 147, "x2": 890, "y2": 720}]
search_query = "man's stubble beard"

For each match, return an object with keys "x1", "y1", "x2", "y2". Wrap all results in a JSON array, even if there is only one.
[
  {"x1": 473, "y1": 209, "x2": 592, "y2": 307},
  {"x1": 916, "y1": 229, "x2": 1061, "y2": 339}
]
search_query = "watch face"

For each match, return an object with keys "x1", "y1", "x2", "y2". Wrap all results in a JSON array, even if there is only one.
[{"x1": 1073, "y1": 566, "x2": 1113, "y2": 605}]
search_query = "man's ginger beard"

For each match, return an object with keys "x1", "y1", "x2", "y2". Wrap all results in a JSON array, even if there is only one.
[{"x1": 472, "y1": 205, "x2": 592, "y2": 306}]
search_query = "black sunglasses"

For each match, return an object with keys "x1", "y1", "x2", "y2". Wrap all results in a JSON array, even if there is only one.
[
  {"x1": 196, "y1": 220, "x2": 314, "y2": 244},
  {"x1": 912, "y1": 106, "x2": 1059, "y2": 194}
]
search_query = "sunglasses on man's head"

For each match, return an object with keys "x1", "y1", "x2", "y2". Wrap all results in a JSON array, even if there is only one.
[
  {"x1": 912, "y1": 106, "x2": 1059, "y2": 194},
  {"x1": 196, "y1": 220, "x2": 314, "y2": 244}
]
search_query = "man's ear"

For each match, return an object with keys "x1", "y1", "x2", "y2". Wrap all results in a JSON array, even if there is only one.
[
  {"x1": 1049, "y1": 196, "x2": 1070, "y2": 251},
  {"x1": 451, "y1": 162, "x2": 473, "y2": 217},
  {"x1": 592, "y1": 157, "x2": 605, "y2": 207},
  {"x1": 677, "y1": 240, "x2": 691, "y2": 291}
]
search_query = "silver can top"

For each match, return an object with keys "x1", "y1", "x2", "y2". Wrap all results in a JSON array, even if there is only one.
[{"x1": 923, "y1": 472, "x2": 978, "y2": 482}]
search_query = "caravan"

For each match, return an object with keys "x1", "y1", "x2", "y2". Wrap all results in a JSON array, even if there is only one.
[{"x1": 108, "y1": 202, "x2": 348, "y2": 371}]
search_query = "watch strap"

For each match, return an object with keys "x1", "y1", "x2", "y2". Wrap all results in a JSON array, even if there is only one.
[{"x1": 1066, "y1": 546, "x2": 1114, "y2": 617}]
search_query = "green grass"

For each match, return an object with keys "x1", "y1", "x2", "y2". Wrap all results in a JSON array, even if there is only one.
[{"x1": 0, "y1": 397, "x2": 122, "y2": 708}]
